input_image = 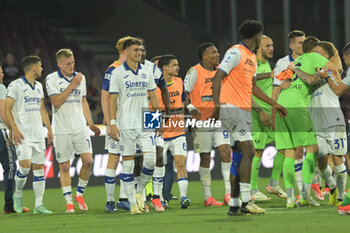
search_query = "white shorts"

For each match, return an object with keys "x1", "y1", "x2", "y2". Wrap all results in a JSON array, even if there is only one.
[
  {"x1": 54, "y1": 130, "x2": 92, "y2": 163},
  {"x1": 220, "y1": 103, "x2": 253, "y2": 143},
  {"x1": 193, "y1": 128, "x2": 230, "y2": 153},
  {"x1": 105, "y1": 134, "x2": 121, "y2": 155},
  {"x1": 163, "y1": 135, "x2": 187, "y2": 163},
  {"x1": 317, "y1": 125, "x2": 347, "y2": 157},
  {"x1": 119, "y1": 129, "x2": 156, "y2": 156},
  {"x1": 15, "y1": 139, "x2": 45, "y2": 164}
]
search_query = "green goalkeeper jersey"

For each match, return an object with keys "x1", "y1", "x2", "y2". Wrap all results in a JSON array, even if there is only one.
[
  {"x1": 252, "y1": 60, "x2": 273, "y2": 115},
  {"x1": 277, "y1": 52, "x2": 328, "y2": 108}
]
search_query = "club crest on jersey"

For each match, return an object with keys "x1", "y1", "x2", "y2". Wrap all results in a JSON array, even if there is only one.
[
  {"x1": 143, "y1": 110, "x2": 161, "y2": 129},
  {"x1": 141, "y1": 73, "x2": 147, "y2": 79}
]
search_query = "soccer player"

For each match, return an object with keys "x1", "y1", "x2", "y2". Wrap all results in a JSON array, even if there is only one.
[
  {"x1": 267, "y1": 30, "x2": 305, "y2": 199},
  {"x1": 158, "y1": 54, "x2": 192, "y2": 209},
  {"x1": 314, "y1": 42, "x2": 350, "y2": 214},
  {"x1": 211, "y1": 19, "x2": 287, "y2": 215},
  {"x1": 0, "y1": 62, "x2": 21, "y2": 214},
  {"x1": 184, "y1": 42, "x2": 231, "y2": 206},
  {"x1": 5, "y1": 56, "x2": 53, "y2": 214},
  {"x1": 101, "y1": 36, "x2": 132, "y2": 212},
  {"x1": 108, "y1": 38, "x2": 160, "y2": 214},
  {"x1": 274, "y1": 36, "x2": 342, "y2": 208},
  {"x1": 46, "y1": 49, "x2": 101, "y2": 213},
  {"x1": 292, "y1": 41, "x2": 347, "y2": 206},
  {"x1": 250, "y1": 35, "x2": 287, "y2": 201}
]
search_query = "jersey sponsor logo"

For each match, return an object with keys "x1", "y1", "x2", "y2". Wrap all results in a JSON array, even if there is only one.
[
  {"x1": 289, "y1": 84, "x2": 302, "y2": 90},
  {"x1": 59, "y1": 88, "x2": 81, "y2": 96},
  {"x1": 143, "y1": 110, "x2": 161, "y2": 129},
  {"x1": 201, "y1": 95, "x2": 213, "y2": 102},
  {"x1": 245, "y1": 58, "x2": 255, "y2": 67},
  {"x1": 123, "y1": 74, "x2": 129, "y2": 79},
  {"x1": 23, "y1": 89, "x2": 28, "y2": 92},
  {"x1": 125, "y1": 81, "x2": 147, "y2": 89},
  {"x1": 169, "y1": 90, "x2": 180, "y2": 97},
  {"x1": 204, "y1": 77, "x2": 214, "y2": 84},
  {"x1": 24, "y1": 96, "x2": 41, "y2": 104}
]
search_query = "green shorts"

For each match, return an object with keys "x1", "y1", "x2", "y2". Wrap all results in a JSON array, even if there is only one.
[
  {"x1": 251, "y1": 111, "x2": 274, "y2": 149},
  {"x1": 274, "y1": 108, "x2": 317, "y2": 150}
]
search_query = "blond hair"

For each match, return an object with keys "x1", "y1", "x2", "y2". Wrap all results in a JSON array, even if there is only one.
[
  {"x1": 116, "y1": 36, "x2": 133, "y2": 54},
  {"x1": 56, "y1": 48, "x2": 73, "y2": 61}
]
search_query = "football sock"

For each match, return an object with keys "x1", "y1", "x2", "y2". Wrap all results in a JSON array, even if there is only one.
[
  {"x1": 335, "y1": 163, "x2": 347, "y2": 200},
  {"x1": 239, "y1": 183, "x2": 251, "y2": 203},
  {"x1": 199, "y1": 166, "x2": 211, "y2": 200},
  {"x1": 104, "y1": 168, "x2": 116, "y2": 202},
  {"x1": 269, "y1": 151, "x2": 285, "y2": 186},
  {"x1": 250, "y1": 156, "x2": 261, "y2": 194},
  {"x1": 33, "y1": 169, "x2": 45, "y2": 208},
  {"x1": 119, "y1": 180, "x2": 128, "y2": 199},
  {"x1": 76, "y1": 178, "x2": 88, "y2": 196},
  {"x1": 221, "y1": 162, "x2": 231, "y2": 195},
  {"x1": 283, "y1": 158, "x2": 295, "y2": 199},
  {"x1": 136, "y1": 153, "x2": 155, "y2": 193},
  {"x1": 294, "y1": 158, "x2": 303, "y2": 195},
  {"x1": 62, "y1": 186, "x2": 73, "y2": 205},
  {"x1": 319, "y1": 165, "x2": 336, "y2": 190},
  {"x1": 153, "y1": 166, "x2": 165, "y2": 198},
  {"x1": 177, "y1": 178, "x2": 189, "y2": 198},
  {"x1": 15, "y1": 166, "x2": 30, "y2": 197}
]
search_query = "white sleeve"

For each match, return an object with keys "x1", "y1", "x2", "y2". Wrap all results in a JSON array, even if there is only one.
[
  {"x1": 0, "y1": 84, "x2": 6, "y2": 100},
  {"x1": 45, "y1": 75, "x2": 60, "y2": 96},
  {"x1": 273, "y1": 60, "x2": 284, "y2": 86},
  {"x1": 148, "y1": 72, "x2": 157, "y2": 91},
  {"x1": 82, "y1": 75, "x2": 87, "y2": 97},
  {"x1": 184, "y1": 68, "x2": 198, "y2": 93},
  {"x1": 39, "y1": 83, "x2": 44, "y2": 99},
  {"x1": 109, "y1": 70, "x2": 120, "y2": 94},
  {"x1": 218, "y1": 47, "x2": 241, "y2": 75},
  {"x1": 6, "y1": 83, "x2": 17, "y2": 100}
]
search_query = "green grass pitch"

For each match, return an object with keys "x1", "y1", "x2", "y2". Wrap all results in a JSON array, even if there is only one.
[{"x1": 1, "y1": 178, "x2": 349, "y2": 233}]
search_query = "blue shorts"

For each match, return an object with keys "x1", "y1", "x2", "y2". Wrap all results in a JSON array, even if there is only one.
[{"x1": 230, "y1": 151, "x2": 243, "y2": 176}]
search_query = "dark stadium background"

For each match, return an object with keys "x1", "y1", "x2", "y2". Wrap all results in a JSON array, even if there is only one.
[{"x1": 0, "y1": 0, "x2": 349, "y2": 189}]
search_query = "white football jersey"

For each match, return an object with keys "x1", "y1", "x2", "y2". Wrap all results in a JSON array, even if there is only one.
[
  {"x1": 6, "y1": 77, "x2": 44, "y2": 142},
  {"x1": 46, "y1": 70, "x2": 87, "y2": 134},
  {"x1": 309, "y1": 73, "x2": 346, "y2": 130},
  {"x1": 109, "y1": 62, "x2": 156, "y2": 130},
  {"x1": 144, "y1": 59, "x2": 166, "y2": 88},
  {"x1": 273, "y1": 54, "x2": 294, "y2": 86}
]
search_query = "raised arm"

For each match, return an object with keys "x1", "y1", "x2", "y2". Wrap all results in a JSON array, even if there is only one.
[
  {"x1": 288, "y1": 64, "x2": 323, "y2": 85},
  {"x1": 49, "y1": 73, "x2": 82, "y2": 109},
  {"x1": 318, "y1": 69, "x2": 350, "y2": 97}
]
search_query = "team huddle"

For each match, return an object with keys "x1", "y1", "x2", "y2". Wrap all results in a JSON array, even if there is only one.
[{"x1": 1, "y1": 19, "x2": 350, "y2": 216}]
